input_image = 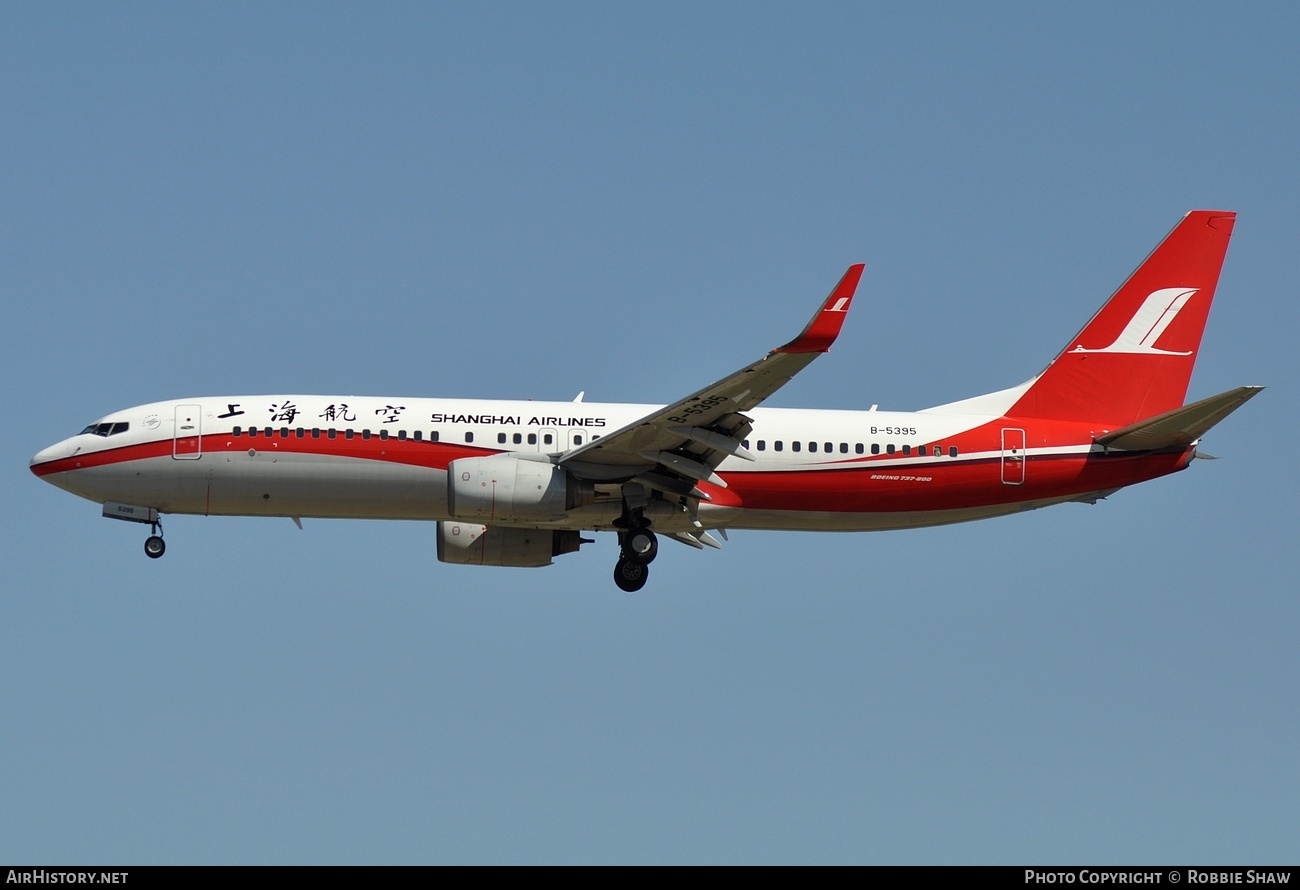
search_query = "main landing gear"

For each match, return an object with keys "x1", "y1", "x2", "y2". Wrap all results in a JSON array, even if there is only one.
[{"x1": 613, "y1": 518, "x2": 658, "y2": 593}]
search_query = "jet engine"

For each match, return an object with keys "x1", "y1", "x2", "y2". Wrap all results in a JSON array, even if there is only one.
[
  {"x1": 436, "y1": 521, "x2": 584, "y2": 567},
  {"x1": 447, "y1": 455, "x2": 593, "y2": 522}
]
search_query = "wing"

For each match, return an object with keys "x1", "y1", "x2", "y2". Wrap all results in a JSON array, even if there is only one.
[{"x1": 559, "y1": 264, "x2": 865, "y2": 495}]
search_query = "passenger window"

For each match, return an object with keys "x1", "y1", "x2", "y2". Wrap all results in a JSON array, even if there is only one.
[
  {"x1": 312, "y1": 428, "x2": 321, "y2": 439},
  {"x1": 886, "y1": 444, "x2": 896, "y2": 455},
  {"x1": 296, "y1": 428, "x2": 304, "y2": 438},
  {"x1": 871, "y1": 443, "x2": 880, "y2": 455},
  {"x1": 792, "y1": 441, "x2": 801, "y2": 452},
  {"x1": 574, "y1": 435, "x2": 583, "y2": 445},
  {"x1": 809, "y1": 442, "x2": 817, "y2": 453},
  {"x1": 264, "y1": 427, "x2": 273, "y2": 437},
  {"x1": 465, "y1": 432, "x2": 474, "y2": 443},
  {"x1": 855, "y1": 443, "x2": 864, "y2": 454},
  {"x1": 430, "y1": 431, "x2": 439, "y2": 442},
  {"x1": 513, "y1": 433, "x2": 522, "y2": 444},
  {"x1": 840, "y1": 443, "x2": 848, "y2": 454},
  {"x1": 233, "y1": 426, "x2": 242, "y2": 436},
  {"x1": 528, "y1": 433, "x2": 537, "y2": 445},
  {"x1": 949, "y1": 446, "x2": 958, "y2": 457},
  {"x1": 774, "y1": 441, "x2": 784, "y2": 452},
  {"x1": 397, "y1": 430, "x2": 406, "y2": 441},
  {"x1": 544, "y1": 434, "x2": 553, "y2": 445},
  {"x1": 902, "y1": 445, "x2": 911, "y2": 456},
  {"x1": 327, "y1": 429, "x2": 336, "y2": 439},
  {"x1": 413, "y1": 430, "x2": 422, "y2": 442},
  {"x1": 824, "y1": 442, "x2": 833, "y2": 453},
  {"x1": 379, "y1": 429, "x2": 389, "y2": 441},
  {"x1": 757, "y1": 440, "x2": 766, "y2": 451},
  {"x1": 498, "y1": 433, "x2": 507, "y2": 444},
  {"x1": 345, "y1": 429, "x2": 354, "y2": 440}
]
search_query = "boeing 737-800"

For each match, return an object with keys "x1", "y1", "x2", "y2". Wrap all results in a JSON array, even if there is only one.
[{"x1": 31, "y1": 210, "x2": 1260, "y2": 591}]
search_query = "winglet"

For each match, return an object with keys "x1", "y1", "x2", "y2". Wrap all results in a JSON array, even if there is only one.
[{"x1": 774, "y1": 264, "x2": 865, "y2": 354}]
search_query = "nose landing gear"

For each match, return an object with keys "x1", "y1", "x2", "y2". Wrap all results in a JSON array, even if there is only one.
[
  {"x1": 144, "y1": 518, "x2": 165, "y2": 559},
  {"x1": 102, "y1": 502, "x2": 168, "y2": 559}
]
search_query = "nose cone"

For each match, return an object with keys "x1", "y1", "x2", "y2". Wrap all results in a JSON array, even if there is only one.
[{"x1": 30, "y1": 440, "x2": 72, "y2": 477}]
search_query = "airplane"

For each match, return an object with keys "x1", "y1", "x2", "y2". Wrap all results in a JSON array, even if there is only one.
[{"x1": 30, "y1": 210, "x2": 1261, "y2": 592}]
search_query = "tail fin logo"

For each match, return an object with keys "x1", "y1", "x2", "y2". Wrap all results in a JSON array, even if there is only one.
[{"x1": 1073, "y1": 287, "x2": 1198, "y2": 356}]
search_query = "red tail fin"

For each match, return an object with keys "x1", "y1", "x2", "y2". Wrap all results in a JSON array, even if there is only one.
[{"x1": 1009, "y1": 210, "x2": 1236, "y2": 426}]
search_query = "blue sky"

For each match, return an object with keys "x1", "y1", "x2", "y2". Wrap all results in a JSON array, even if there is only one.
[{"x1": 3, "y1": 3, "x2": 1296, "y2": 864}]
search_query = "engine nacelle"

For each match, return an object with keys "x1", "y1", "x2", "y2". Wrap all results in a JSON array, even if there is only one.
[
  {"x1": 447, "y1": 455, "x2": 592, "y2": 522},
  {"x1": 436, "y1": 521, "x2": 584, "y2": 567}
]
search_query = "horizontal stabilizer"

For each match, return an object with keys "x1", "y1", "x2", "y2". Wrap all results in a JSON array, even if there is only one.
[{"x1": 1096, "y1": 386, "x2": 1263, "y2": 451}]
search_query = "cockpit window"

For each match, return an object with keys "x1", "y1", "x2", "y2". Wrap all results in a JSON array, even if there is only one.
[{"x1": 79, "y1": 422, "x2": 129, "y2": 437}]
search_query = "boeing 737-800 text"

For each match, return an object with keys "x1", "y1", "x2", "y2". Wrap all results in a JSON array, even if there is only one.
[{"x1": 31, "y1": 210, "x2": 1260, "y2": 591}]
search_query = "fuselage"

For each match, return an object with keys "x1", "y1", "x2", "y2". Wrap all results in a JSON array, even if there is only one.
[{"x1": 30, "y1": 393, "x2": 1193, "y2": 534}]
